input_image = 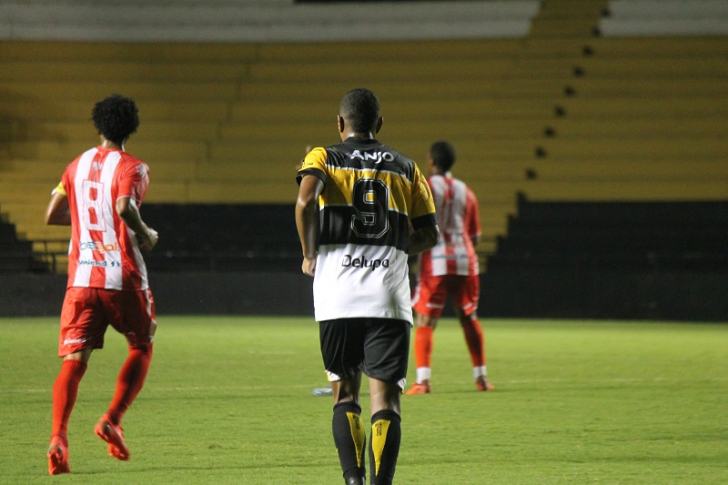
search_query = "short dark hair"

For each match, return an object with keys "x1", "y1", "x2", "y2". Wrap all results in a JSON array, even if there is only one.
[
  {"x1": 430, "y1": 141, "x2": 456, "y2": 172},
  {"x1": 339, "y1": 88, "x2": 380, "y2": 133},
  {"x1": 92, "y1": 94, "x2": 139, "y2": 145}
]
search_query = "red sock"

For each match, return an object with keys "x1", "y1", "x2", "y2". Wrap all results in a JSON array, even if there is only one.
[
  {"x1": 106, "y1": 345, "x2": 153, "y2": 425},
  {"x1": 413, "y1": 326, "x2": 434, "y2": 369},
  {"x1": 51, "y1": 360, "x2": 88, "y2": 440},
  {"x1": 461, "y1": 317, "x2": 485, "y2": 367}
]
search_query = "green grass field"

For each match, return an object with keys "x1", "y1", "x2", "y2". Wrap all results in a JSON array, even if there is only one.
[{"x1": 0, "y1": 316, "x2": 726, "y2": 484}]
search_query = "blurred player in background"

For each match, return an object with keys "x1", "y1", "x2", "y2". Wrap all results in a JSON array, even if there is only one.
[
  {"x1": 407, "y1": 141, "x2": 494, "y2": 395},
  {"x1": 296, "y1": 88, "x2": 438, "y2": 485},
  {"x1": 44, "y1": 94, "x2": 158, "y2": 475}
]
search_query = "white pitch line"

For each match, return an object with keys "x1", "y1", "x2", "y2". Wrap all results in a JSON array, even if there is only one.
[{"x1": 2, "y1": 376, "x2": 726, "y2": 395}]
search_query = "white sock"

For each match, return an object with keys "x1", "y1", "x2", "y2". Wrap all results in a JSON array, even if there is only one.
[
  {"x1": 416, "y1": 367, "x2": 431, "y2": 384},
  {"x1": 473, "y1": 365, "x2": 486, "y2": 380}
]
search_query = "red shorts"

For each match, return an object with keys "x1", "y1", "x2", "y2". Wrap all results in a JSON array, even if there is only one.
[
  {"x1": 58, "y1": 287, "x2": 156, "y2": 357},
  {"x1": 412, "y1": 273, "x2": 479, "y2": 319}
]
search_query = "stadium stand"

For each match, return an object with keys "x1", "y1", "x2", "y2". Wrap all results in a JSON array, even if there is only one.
[
  {"x1": 141, "y1": 203, "x2": 300, "y2": 272},
  {"x1": 0, "y1": 0, "x2": 543, "y2": 272},
  {"x1": 489, "y1": 196, "x2": 728, "y2": 270},
  {"x1": 0, "y1": 0, "x2": 726, "y2": 320},
  {"x1": 523, "y1": 2, "x2": 728, "y2": 203},
  {"x1": 0, "y1": 216, "x2": 48, "y2": 272},
  {"x1": 599, "y1": 0, "x2": 728, "y2": 37},
  {"x1": 481, "y1": 196, "x2": 728, "y2": 320},
  {"x1": 0, "y1": 0, "x2": 539, "y2": 42},
  {"x1": 474, "y1": 0, "x2": 727, "y2": 319}
]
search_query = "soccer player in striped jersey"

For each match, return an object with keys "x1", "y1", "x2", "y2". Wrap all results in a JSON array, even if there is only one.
[
  {"x1": 407, "y1": 141, "x2": 494, "y2": 395},
  {"x1": 296, "y1": 88, "x2": 439, "y2": 485},
  {"x1": 44, "y1": 94, "x2": 158, "y2": 475}
]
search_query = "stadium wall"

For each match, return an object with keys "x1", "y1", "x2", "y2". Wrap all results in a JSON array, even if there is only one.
[
  {"x1": 0, "y1": 272, "x2": 313, "y2": 318},
  {"x1": 4, "y1": 271, "x2": 726, "y2": 321},
  {"x1": 480, "y1": 269, "x2": 728, "y2": 322}
]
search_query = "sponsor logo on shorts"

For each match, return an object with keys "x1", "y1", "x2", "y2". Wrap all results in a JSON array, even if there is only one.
[
  {"x1": 80, "y1": 241, "x2": 120, "y2": 253},
  {"x1": 341, "y1": 254, "x2": 390, "y2": 271},
  {"x1": 63, "y1": 337, "x2": 86, "y2": 345}
]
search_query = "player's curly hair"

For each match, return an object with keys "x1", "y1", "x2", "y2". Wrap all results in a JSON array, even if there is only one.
[
  {"x1": 339, "y1": 88, "x2": 380, "y2": 134},
  {"x1": 430, "y1": 141, "x2": 456, "y2": 172},
  {"x1": 91, "y1": 94, "x2": 139, "y2": 145}
]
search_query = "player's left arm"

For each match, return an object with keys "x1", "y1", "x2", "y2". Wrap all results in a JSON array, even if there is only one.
[
  {"x1": 45, "y1": 183, "x2": 71, "y2": 226},
  {"x1": 465, "y1": 187, "x2": 481, "y2": 247},
  {"x1": 116, "y1": 162, "x2": 157, "y2": 250},
  {"x1": 409, "y1": 221, "x2": 439, "y2": 255},
  {"x1": 408, "y1": 163, "x2": 439, "y2": 255},
  {"x1": 116, "y1": 196, "x2": 158, "y2": 250}
]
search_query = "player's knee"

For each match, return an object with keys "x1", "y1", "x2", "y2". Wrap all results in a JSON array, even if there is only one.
[
  {"x1": 128, "y1": 340, "x2": 153, "y2": 355},
  {"x1": 63, "y1": 348, "x2": 93, "y2": 363},
  {"x1": 125, "y1": 328, "x2": 154, "y2": 354},
  {"x1": 416, "y1": 313, "x2": 437, "y2": 328},
  {"x1": 458, "y1": 311, "x2": 476, "y2": 326},
  {"x1": 370, "y1": 382, "x2": 402, "y2": 415},
  {"x1": 332, "y1": 380, "x2": 360, "y2": 405}
]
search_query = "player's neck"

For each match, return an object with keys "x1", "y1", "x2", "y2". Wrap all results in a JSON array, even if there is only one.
[
  {"x1": 99, "y1": 136, "x2": 124, "y2": 151},
  {"x1": 344, "y1": 132, "x2": 376, "y2": 141}
]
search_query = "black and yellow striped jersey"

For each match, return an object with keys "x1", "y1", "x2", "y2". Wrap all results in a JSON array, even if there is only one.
[
  {"x1": 297, "y1": 137, "x2": 437, "y2": 251},
  {"x1": 297, "y1": 136, "x2": 436, "y2": 322}
]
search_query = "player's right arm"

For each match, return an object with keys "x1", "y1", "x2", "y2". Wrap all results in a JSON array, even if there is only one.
[
  {"x1": 295, "y1": 147, "x2": 326, "y2": 276},
  {"x1": 295, "y1": 174, "x2": 323, "y2": 276},
  {"x1": 45, "y1": 183, "x2": 71, "y2": 226}
]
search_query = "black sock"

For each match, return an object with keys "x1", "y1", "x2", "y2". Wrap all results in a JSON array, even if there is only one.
[
  {"x1": 369, "y1": 409, "x2": 401, "y2": 485},
  {"x1": 332, "y1": 402, "x2": 366, "y2": 483}
]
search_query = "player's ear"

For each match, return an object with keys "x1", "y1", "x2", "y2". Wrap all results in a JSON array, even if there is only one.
[
  {"x1": 375, "y1": 117, "x2": 383, "y2": 134},
  {"x1": 337, "y1": 115, "x2": 345, "y2": 134}
]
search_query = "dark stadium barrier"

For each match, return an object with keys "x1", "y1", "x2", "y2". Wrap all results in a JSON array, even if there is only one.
[
  {"x1": 141, "y1": 203, "x2": 301, "y2": 273},
  {"x1": 0, "y1": 219, "x2": 51, "y2": 273},
  {"x1": 480, "y1": 198, "x2": 728, "y2": 321},
  {"x1": 480, "y1": 267, "x2": 727, "y2": 321},
  {"x1": 0, "y1": 272, "x2": 314, "y2": 317},
  {"x1": 6, "y1": 267, "x2": 724, "y2": 321},
  {"x1": 2, "y1": 201, "x2": 726, "y2": 321}
]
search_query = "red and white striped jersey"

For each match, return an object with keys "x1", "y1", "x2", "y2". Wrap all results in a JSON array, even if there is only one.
[
  {"x1": 58, "y1": 146, "x2": 150, "y2": 290},
  {"x1": 419, "y1": 174, "x2": 480, "y2": 276}
]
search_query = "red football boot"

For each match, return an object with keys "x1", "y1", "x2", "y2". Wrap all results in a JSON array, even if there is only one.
[{"x1": 95, "y1": 416, "x2": 130, "y2": 461}]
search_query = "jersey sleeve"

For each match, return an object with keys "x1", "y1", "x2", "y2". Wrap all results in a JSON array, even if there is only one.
[
  {"x1": 117, "y1": 161, "x2": 149, "y2": 203},
  {"x1": 410, "y1": 163, "x2": 437, "y2": 230},
  {"x1": 465, "y1": 187, "x2": 481, "y2": 239},
  {"x1": 296, "y1": 147, "x2": 327, "y2": 185},
  {"x1": 58, "y1": 160, "x2": 76, "y2": 197}
]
